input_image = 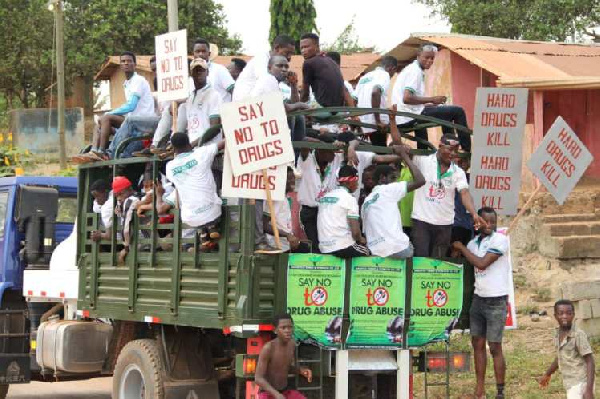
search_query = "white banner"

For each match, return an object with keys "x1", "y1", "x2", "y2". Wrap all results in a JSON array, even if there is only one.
[
  {"x1": 527, "y1": 116, "x2": 593, "y2": 205},
  {"x1": 221, "y1": 151, "x2": 287, "y2": 201},
  {"x1": 221, "y1": 92, "x2": 294, "y2": 176},
  {"x1": 470, "y1": 88, "x2": 529, "y2": 215},
  {"x1": 155, "y1": 29, "x2": 189, "y2": 102}
]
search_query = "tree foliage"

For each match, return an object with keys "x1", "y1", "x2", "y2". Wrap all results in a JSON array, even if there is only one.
[
  {"x1": 269, "y1": 0, "x2": 317, "y2": 44},
  {"x1": 322, "y1": 17, "x2": 372, "y2": 54},
  {"x1": 0, "y1": 0, "x2": 242, "y2": 110},
  {"x1": 415, "y1": 0, "x2": 600, "y2": 41}
]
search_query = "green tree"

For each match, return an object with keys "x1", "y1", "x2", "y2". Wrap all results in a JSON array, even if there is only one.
[
  {"x1": 415, "y1": 0, "x2": 600, "y2": 42},
  {"x1": 269, "y1": 0, "x2": 317, "y2": 44},
  {"x1": 322, "y1": 17, "x2": 372, "y2": 54}
]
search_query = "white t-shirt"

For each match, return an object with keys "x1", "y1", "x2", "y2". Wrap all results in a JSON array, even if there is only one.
[
  {"x1": 208, "y1": 62, "x2": 235, "y2": 103},
  {"x1": 93, "y1": 191, "x2": 114, "y2": 229},
  {"x1": 232, "y1": 52, "x2": 270, "y2": 101},
  {"x1": 411, "y1": 153, "x2": 469, "y2": 226},
  {"x1": 251, "y1": 74, "x2": 280, "y2": 97},
  {"x1": 391, "y1": 60, "x2": 426, "y2": 125},
  {"x1": 317, "y1": 187, "x2": 359, "y2": 253},
  {"x1": 361, "y1": 182, "x2": 410, "y2": 257},
  {"x1": 165, "y1": 144, "x2": 222, "y2": 227},
  {"x1": 263, "y1": 197, "x2": 293, "y2": 252},
  {"x1": 177, "y1": 84, "x2": 222, "y2": 144},
  {"x1": 344, "y1": 81, "x2": 355, "y2": 99},
  {"x1": 295, "y1": 151, "x2": 374, "y2": 207},
  {"x1": 467, "y1": 232, "x2": 510, "y2": 297},
  {"x1": 123, "y1": 73, "x2": 155, "y2": 117},
  {"x1": 279, "y1": 82, "x2": 292, "y2": 101},
  {"x1": 355, "y1": 67, "x2": 391, "y2": 132}
]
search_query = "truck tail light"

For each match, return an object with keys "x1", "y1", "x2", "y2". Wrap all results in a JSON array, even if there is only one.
[
  {"x1": 235, "y1": 354, "x2": 259, "y2": 378},
  {"x1": 416, "y1": 351, "x2": 470, "y2": 373}
]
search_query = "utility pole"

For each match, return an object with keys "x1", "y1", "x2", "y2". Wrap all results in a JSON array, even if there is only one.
[
  {"x1": 54, "y1": 0, "x2": 67, "y2": 169},
  {"x1": 167, "y1": 0, "x2": 178, "y2": 32}
]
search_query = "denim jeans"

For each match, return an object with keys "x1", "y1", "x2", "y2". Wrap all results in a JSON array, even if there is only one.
[{"x1": 108, "y1": 115, "x2": 159, "y2": 158}]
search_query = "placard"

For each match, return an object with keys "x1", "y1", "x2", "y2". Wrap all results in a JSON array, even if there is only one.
[
  {"x1": 527, "y1": 116, "x2": 593, "y2": 205},
  {"x1": 155, "y1": 29, "x2": 189, "y2": 102},
  {"x1": 221, "y1": 151, "x2": 287, "y2": 201},
  {"x1": 408, "y1": 258, "x2": 463, "y2": 347},
  {"x1": 221, "y1": 92, "x2": 294, "y2": 176},
  {"x1": 347, "y1": 257, "x2": 406, "y2": 348},
  {"x1": 470, "y1": 88, "x2": 528, "y2": 215},
  {"x1": 287, "y1": 254, "x2": 346, "y2": 348}
]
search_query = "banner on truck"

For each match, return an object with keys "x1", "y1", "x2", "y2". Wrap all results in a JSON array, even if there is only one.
[
  {"x1": 347, "y1": 257, "x2": 406, "y2": 348},
  {"x1": 155, "y1": 29, "x2": 189, "y2": 102},
  {"x1": 221, "y1": 92, "x2": 294, "y2": 176},
  {"x1": 470, "y1": 88, "x2": 529, "y2": 215},
  {"x1": 287, "y1": 254, "x2": 346, "y2": 348},
  {"x1": 527, "y1": 116, "x2": 593, "y2": 205},
  {"x1": 221, "y1": 151, "x2": 287, "y2": 201}
]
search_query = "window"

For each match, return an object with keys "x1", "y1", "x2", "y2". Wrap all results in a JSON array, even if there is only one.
[
  {"x1": 0, "y1": 192, "x2": 9, "y2": 239},
  {"x1": 57, "y1": 196, "x2": 77, "y2": 223}
]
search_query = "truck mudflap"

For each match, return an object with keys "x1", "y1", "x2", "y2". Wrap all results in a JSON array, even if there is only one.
[
  {"x1": 0, "y1": 309, "x2": 30, "y2": 384},
  {"x1": 163, "y1": 379, "x2": 219, "y2": 399}
]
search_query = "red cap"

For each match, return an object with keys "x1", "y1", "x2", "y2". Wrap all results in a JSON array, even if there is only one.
[{"x1": 112, "y1": 176, "x2": 132, "y2": 194}]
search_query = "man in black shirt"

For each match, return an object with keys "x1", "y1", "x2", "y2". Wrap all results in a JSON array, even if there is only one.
[{"x1": 299, "y1": 33, "x2": 350, "y2": 107}]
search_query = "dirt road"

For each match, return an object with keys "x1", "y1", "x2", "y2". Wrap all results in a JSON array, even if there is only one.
[{"x1": 7, "y1": 377, "x2": 111, "y2": 398}]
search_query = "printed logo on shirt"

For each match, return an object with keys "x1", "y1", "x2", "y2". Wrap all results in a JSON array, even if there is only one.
[
  {"x1": 358, "y1": 76, "x2": 373, "y2": 85},
  {"x1": 193, "y1": 204, "x2": 214, "y2": 214},
  {"x1": 361, "y1": 193, "x2": 379, "y2": 211},
  {"x1": 427, "y1": 182, "x2": 447, "y2": 200},
  {"x1": 318, "y1": 197, "x2": 339, "y2": 204},
  {"x1": 172, "y1": 159, "x2": 198, "y2": 176}
]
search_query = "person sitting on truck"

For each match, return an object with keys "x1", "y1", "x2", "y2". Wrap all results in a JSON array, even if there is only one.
[
  {"x1": 164, "y1": 132, "x2": 224, "y2": 251},
  {"x1": 90, "y1": 179, "x2": 114, "y2": 243},
  {"x1": 263, "y1": 167, "x2": 310, "y2": 253},
  {"x1": 255, "y1": 314, "x2": 312, "y2": 399},
  {"x1": 317, "y1": 165, "x2": 370, "y2": 258},
  {"x1": 361, "y1": 145, "x2": 425, "y2": 259},
  {"x1": 112, "y1": 176, "x2": 141, "y2": 264}
]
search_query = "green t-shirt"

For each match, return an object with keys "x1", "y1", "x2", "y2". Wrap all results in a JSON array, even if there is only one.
[{"x1": 398, "y1": 166, "x2": 414, "y2": 227}]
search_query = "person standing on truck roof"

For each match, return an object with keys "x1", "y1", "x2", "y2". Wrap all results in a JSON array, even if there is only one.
[
  {"x1": 361, "y1": 144, "x2": 425, "y2": 259},
  {"x1": 325, "y1": 51, "x2": 356, "y2": 104},
  {"x1": 255, "y1": 314, "x2": 312, "y2": 399},
  {"x1": 391, "y1": 44, "x2": 471, "y2": 152},
  {"x1": 85, "y1": 52, "x2": 155, "y2": 161},
  {"x1": 317, "y1": 165, "x2": 370, "y2": 258},
  {"x1": 192, "y1": 38, "x2": 235, "y2": 103},
  {"x1": 451, "y1": 207, "x2": 509, "y2": 399},
  {"x1": 227, "y1": 57, "x2": 247, "y2": 81},
  {"x1": 164, "y1": 133, "x2": 224, "y2": 251}
]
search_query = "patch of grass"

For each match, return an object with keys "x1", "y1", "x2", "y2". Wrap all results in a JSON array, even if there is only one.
[
  {"x1": 517, "y1": 304, "x2": 539, "y2": 315},
  {"x1": 513, "y1": 274, "x2": 529, "y2": 289},
  {"x1": 534, "y1": 288, "x2": 552, "y2": 302}
]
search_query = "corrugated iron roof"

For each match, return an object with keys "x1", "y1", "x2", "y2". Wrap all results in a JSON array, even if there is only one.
[
  {"x1": 382, "y1": 33, "x2": 600, "y2": 89},
  {"x1": 95, "y1": 53, "x2": 379, "y2": 83}
]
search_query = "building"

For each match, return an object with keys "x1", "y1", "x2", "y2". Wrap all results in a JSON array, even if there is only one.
[{"x1": 377, "y1": 33, "x2": 600, "y2": 188}]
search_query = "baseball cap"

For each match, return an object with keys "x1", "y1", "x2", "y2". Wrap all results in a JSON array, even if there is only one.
[
  {"x1": 440, "y1": 134, "x2": 460, "y2": 147},
  {"x1": 190, "y1": 58, "x2": 208, "y2": 71},
  {"x1": 112, "y1": 176, "x2": 132, "y2": 194}
]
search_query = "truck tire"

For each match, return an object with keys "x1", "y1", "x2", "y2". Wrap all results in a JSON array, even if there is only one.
[
  {"x1": 112, "y1": 339, "x2": 165, "y2": 399},
  {"x1": 0, "y1": 384, "x2": 8, "y2": 399}
]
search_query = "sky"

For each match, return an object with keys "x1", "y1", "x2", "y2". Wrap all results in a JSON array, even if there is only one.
[{"x1": 215, "y1": 0, "x2": 450, "y2": 56}]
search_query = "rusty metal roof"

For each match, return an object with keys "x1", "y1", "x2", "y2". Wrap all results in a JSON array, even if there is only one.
[{"x1": 382, "y1": 33, "x2": 600, "y2": 89}]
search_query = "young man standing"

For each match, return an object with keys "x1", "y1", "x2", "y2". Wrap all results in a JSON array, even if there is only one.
[
  {"x1": 451, "y1": 207, "x2": 509, "y2": 399},
  {"x1": 317, "y1": 165, "x2": 370, "y2": 258},
  {"x1": 227, "y1": 58, "x2": 247, "y2": 81},
  {"x1": 354, "y1": 56, "x2": 398, "y2": 146},
  {"x1": 540, "y1": 300, "x2": 595, "y2": 399},
  {"x1": 362, "y1": 145, "x2": 425, "y2": 259},
  {"x1": 299, "y1": 33, "x2": 351, "y2": 107},
  {"x1": 391, "y1": 44, "x2": 470, "y2": 151},
  {"x1": 325, "y1": 51, "x2": 356, "y2": 103},
  {"x1": 255, "y1": 314, "x2": 312, "y2": 399},
  {"x1": 192, "y1": 38, "x2": 235, "y2": 102}
]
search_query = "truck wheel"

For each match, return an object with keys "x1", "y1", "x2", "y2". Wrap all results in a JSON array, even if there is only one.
[
  {"x1": 0, "y1": 384, "x2": 8, "y2": 399},
  {"x1": 113, "y1": 339, "x2": 165, "y2": 399}
]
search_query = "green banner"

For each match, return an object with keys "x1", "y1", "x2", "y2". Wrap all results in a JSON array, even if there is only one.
[
  {"x1": 408, "y1": 258, "x2": 463, "y2": 347},
  {"x1": 286, "y1": 254, "x2": 346, "y2": 348},
  {"x1": 347, "y1": 257, "x2": 406, "y2": 348}
]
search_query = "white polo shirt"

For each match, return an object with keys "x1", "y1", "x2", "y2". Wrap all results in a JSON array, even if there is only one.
[
  {"x1": 467, "y1": 232, "x2": 510, "y2": 297},
  {"x1": 177, "y1": 84, "x2": 222, "y2": 145},
  {"x1": 391, "y1": 60, "x2": 425, "y2": 125},
  {"x1": 279, "y1": 82, "x2": 292, "y2": 101},
  {"x1": 317, "y1": 187, "x2": 359, "y2": 253},
  {"x1": 232, "y1": 52, "x2": 270, "y2": 101},
  {"x1": 263, "y1": 198, "x2": 293, "y2": 252},
  {"x1": 411, "y1": 153, "x2": 469, "y2": 226},
  {"x1": 165, "y1": 144, "x2": 222, "y2": 227},
  {"x1": 355, "y1": 67, "x2": 391, "y2": 132},
  {"x1": 123, "y1": 73, "x2": 155, "y2": 117},
  {"x1": 296, "y1": 151, "x2": 374, "y2": 207},
  {"x1": 361, "y1": 182, "x2": 410, "y2": 257},
  {"x1": 208, "y1": 62, "x2": 235, "y2": 103},
  {"x1": 251, "y1": 74, "x2": 280, "y2": 97},
  {"x1": 93, "y1": 191, "x2": 114, "y2": 229}
]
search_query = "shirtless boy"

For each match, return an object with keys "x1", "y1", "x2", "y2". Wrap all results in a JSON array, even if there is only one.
[{"x1": 255, "y1": 314, "x2": 312, "y2": 399}]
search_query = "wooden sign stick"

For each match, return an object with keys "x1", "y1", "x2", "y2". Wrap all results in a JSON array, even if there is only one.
[
  {"x1": 262, "y1": 168, "x2": 282, "y2": 250},
  {"x1": 171, "y1": 102, "x2": 178, "y2": 133},
  {"x1": 507, "y1": 184, "x2": 543, "y2": 235}
]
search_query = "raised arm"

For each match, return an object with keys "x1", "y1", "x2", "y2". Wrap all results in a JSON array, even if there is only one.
[
  {"x1": 393, "y1": 145, "x2": 424, "y2": 192},
  {"x1": 460, "y1": 189, "x2": 486, "y2": 230},
  {"x1": 452, "y1": 241, "x2": 501, "y2": 271}
]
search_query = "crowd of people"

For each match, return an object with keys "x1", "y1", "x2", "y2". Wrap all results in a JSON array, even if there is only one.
[{"x1": 80, "y1": 34, "x2": 595, "y2": 399}]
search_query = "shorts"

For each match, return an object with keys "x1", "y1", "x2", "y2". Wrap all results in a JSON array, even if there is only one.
[
  {"x1": 470, "y1": 294, "x2": 507, "y2": 343},
  {"x1": 258, "y1": 390, "x2": 306, "y2": 399},
  {"x1": 567, "y1": 381, "x2": 592, "y2": 399}
]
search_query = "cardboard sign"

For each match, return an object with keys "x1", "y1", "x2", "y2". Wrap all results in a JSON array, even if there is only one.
[
  {"x1": 527, "y1": 117, "x2": 593, "y2": 205},
  {"x1": 221, "y1": 151, "x2": 287, "y2": 201},
  {"x1": 470, "y1": 88, "x2": 529, "y2": 215},
  {"x1": 221, "y1": 92, "x2": 294, "y2": 176},
  {"x1": 155, "y1": 29, "x2": 189, "y2": 102}
]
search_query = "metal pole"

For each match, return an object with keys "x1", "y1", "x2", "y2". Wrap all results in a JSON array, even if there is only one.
[
  {"x1": 167, "y1": 0, "x2": 178, "y2": 32},
  {"x1": 56, "y1": 0, "x2": 67, "y2": 169}
]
